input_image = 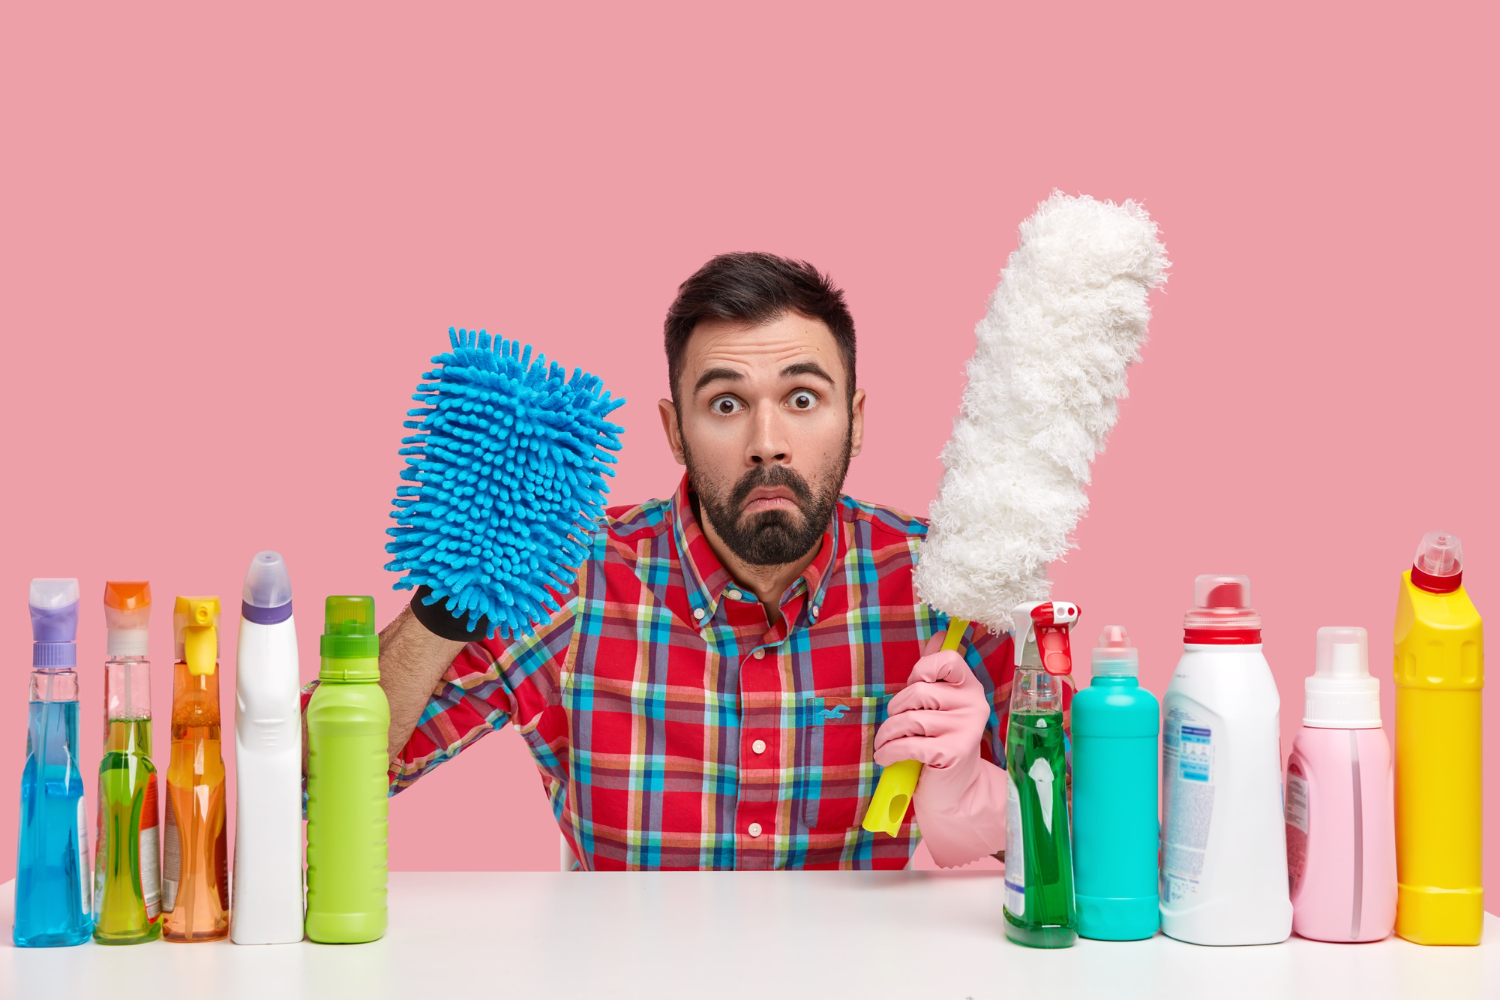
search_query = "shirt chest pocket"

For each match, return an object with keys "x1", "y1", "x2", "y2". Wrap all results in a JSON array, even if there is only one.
[{"x1": 797, "y1": 696, "x2": 888, "y2": 832}]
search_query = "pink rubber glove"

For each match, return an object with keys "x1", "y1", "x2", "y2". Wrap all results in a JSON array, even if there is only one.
[{"x1": 873, "y1": 634, "x2": 1008, "y2": 868}]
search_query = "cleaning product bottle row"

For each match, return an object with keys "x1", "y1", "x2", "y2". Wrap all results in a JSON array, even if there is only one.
[
  {"x1": 13, "y1": 557, "x2": 392, "y2": 949},
  {"x1": 1135, "y1": 532, "x2": 1482, "y2": 949}
]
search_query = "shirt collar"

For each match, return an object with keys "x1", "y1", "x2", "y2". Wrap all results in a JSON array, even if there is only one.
[{"x1": 670, "y1": 473, "x2": 842, "y2": 625}]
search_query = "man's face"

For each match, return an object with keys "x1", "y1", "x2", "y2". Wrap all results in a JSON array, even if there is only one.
[{"x1": 658, "y1": 312, "x2": 865, "y2": 566}]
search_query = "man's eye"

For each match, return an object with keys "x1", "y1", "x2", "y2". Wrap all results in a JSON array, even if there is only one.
[
  {"x1": 790, "y1": 391, "x2": 818, "y2": 410},
  {"x1": 711, "y1": 396, "x2": 743, "y2": 415}
]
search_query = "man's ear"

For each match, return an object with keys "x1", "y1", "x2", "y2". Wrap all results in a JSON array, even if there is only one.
[
  {"x1": 659, "y1": 398, "x2": 687, "y2": 466},
  {"x1": 849, "y1": 387, "x2": 867, "y2": 458}
]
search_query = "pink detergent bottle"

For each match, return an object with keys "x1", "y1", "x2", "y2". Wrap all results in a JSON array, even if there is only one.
[{"x1": 1285, "y1": 627, "x2": 1396, "y2": 942}]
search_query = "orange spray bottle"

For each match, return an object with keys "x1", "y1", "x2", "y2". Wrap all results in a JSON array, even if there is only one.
[{"x1": 160, "y1": 597, "x2": 229, "y2": 942}]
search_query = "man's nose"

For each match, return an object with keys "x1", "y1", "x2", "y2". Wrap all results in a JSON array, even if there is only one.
[{"x1": 747, "y1": 406, "x2": 790, "y2": 465}]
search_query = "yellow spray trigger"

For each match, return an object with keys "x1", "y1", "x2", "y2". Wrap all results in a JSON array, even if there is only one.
[
  {"x1": 862, "y1": 617, "x2": 968, "y2": 837},
  {"x1": 179, "y1": 597, "x2": 220, "y2": 675}
]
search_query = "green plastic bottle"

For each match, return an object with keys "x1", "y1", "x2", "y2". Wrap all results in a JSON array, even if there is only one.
[
  {"x1": 1003, "y1": 601, "x2": 1079, "y2": 949},
  {"x1": 305, "y1": 596, "x2": 389, "y2": 944}
]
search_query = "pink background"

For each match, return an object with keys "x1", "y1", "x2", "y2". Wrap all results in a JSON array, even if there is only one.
[{"x1": 2, "y1": 3, "x2": 1495, "y2": 898}]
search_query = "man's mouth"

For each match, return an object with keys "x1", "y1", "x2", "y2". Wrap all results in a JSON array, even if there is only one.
[{"x1": 742, "y1": 487, "x2": 798, "y2": 514}]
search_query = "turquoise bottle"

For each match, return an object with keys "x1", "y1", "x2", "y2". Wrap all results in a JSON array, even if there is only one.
[{"x1": 1072, "y1": 625, "x2": 1160, "y2": 940}]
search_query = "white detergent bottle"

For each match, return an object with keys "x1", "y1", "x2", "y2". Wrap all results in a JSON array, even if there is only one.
[
  {"x1": 230, "y1": 551, "x2": 304, "y2": 944},
  {"x1": 1160, "y1": 574, "x2": 1291, "y2": 945}
]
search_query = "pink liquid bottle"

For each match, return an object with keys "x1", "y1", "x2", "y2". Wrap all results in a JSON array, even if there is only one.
[{"x1": 1284, "y1": 627, "x2": 1397, "y2": 942}]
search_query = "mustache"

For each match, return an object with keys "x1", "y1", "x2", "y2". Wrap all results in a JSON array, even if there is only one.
[{"x1": 731, "y1": 465, "x2": 814, "y2": 512}]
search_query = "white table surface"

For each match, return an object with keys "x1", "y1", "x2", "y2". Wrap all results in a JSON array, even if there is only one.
[{"x1": 3, "y1": 871, "x2": 1497, "y2": 999}]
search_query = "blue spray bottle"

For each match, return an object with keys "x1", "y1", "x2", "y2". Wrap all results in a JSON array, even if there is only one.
[
  {"x1": 14, "y1": 578, "x2": 93, "y2": 947},
  {"x1": 1071, "y1": 625, "x2": 1160, "y2": 940}
]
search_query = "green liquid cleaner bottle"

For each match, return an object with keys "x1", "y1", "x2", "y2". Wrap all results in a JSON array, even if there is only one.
[
  {"x1": 1003, "y1": 601, "x2": 1079, "y2": 949},
  {"x1": 305, "y1": 596, "x2": 389, "y2": 944},
  {"x1": 93, "y1": 582, "x2": 161, "y2": 944}
]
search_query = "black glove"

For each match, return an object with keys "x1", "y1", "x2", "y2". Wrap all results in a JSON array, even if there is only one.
[{"x1": 408, "y1": 586, "x2": 491, "y2": 642}]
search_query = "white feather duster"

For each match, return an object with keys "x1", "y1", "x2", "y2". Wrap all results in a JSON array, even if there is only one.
[{"x1": 915, "y1": 191, "x2": 1170, "y2": 636}]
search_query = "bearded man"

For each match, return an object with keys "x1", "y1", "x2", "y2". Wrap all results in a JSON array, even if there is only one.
[{"x1": 376, "y1": 252, "x2": 1013, "y2": 870}]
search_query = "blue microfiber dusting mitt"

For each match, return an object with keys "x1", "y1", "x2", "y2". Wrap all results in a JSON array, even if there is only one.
[{"x1": 384, "y1": 327, "x2": 625, "y2": 639}]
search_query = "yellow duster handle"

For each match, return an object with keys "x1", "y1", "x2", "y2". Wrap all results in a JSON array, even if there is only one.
[{"x1": 862, "y1": 618, "x2": 968, "y2": 837}]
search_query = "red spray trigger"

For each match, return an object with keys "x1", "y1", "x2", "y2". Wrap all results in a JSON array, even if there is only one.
[{"x1": 1031, "y1": 602, "x2": 1079, "y2": 676}]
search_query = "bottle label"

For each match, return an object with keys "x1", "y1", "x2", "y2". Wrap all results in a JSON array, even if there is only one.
[
  {"x1": 90, "y1": 768, "x2": 162, "y2": 922},
  {"x1": 1162, "y1": 707, "x2": 1215, "y2": 905},
  {"x1": 1029, "y1": 756, "x2": 1056, "y2": 833},
  {"x1": 161, "y1": 794, "x2": 180, "y2": 914},
  {"x1": 78, "y1": 798, "x2": 91, "y2": 914},
  {"x1": 1004, "y1": 771, "x2": 1025, "y2": 917},
  {"x1": 214, "y1": 805, "x2": 229, "y2": 911},
  {"x1": 1284, "y1": 763, "x2": 1309, "y2": 894},
  {"x1": 141, "y1": 774, "x2": 161, "y2": 919},
  {"x1": 93, "y1": 796, "x2": 106, "y2": 919}
]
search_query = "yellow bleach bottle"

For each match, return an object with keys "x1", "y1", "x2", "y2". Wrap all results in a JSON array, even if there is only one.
[{"x1": 1393, "y1": 530, "x2": 1484, "y2": 945}]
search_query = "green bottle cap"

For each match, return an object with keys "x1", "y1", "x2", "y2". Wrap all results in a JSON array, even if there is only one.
[{"x1": 320, "y1": 595, "x2": 380, "y2": 663}]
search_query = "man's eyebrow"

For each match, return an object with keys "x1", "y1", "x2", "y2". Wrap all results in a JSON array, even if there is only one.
[
  {"x1": 693, "y1": 367, "x2": 744, "y2": 395},
  {"x1": 781, "y1": 361, "x2": 836, "y2": 385}
]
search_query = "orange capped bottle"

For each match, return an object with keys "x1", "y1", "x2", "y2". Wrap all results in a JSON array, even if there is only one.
[
  {"x1": 93, "y1": 581, "x2": 162, "y2": 944},
  {"x1": 160, "y1": 597, "x2": 229, "y2": 942}
]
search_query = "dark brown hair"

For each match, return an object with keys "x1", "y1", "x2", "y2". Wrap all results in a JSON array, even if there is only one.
[{"x1": 664, "y1": 252, "x2": 856, "y2": 404}]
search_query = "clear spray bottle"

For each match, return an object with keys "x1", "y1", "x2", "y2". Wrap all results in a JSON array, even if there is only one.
[
  {"x1": 93, "y1": 581, "x2": 162, "y2": 944},
  {"x1": 1003, "y1": 601, "x2": 1079, "y2": 949},
  {"x1": 14, "y1": 578, "x2": 92, "y2": 947},
  {"x1": 161, "y1": 596, "x2": 229, "y2": 942}
]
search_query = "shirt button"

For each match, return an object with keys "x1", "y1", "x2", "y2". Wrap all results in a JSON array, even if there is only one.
[
  {"x1": 727, "y1": 589, "x2": 741, "y2": 600},
  {"x1": 751, "y1": 739, "x2": 767, "y2": 754},
  {"x1": 753, "y1": 648, "x2": 765, "y2": 659},
  {"x1": 748, "y1": 822, "x2": 763, "y2": 838},
  {"x1": 811, "y1": 605, "x2": 821, "y2": 618},
  {"x1": 692, "y1": 608, "x2": 705, "y2": 620}
]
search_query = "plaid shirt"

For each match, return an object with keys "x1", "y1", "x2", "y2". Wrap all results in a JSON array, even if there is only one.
[{"x1": 391, "y1": 474, "x2": 1016, "y2": 870}]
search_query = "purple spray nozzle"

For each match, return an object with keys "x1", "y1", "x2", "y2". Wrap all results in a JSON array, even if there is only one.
[
  {"x1": 30, "y1": 578, "x2": 80, "y2": 667},
  {"x1": 242, "y1": 551, "x2": 294, "y2": 625}
]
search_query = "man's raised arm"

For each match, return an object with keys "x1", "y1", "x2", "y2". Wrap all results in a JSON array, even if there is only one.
[{"x1": 376, "y1": 606, "x2": 466, "y2": 766}]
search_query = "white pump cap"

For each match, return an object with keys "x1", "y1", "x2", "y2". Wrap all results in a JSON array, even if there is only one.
[{"x1": 1304, "y1": 626, "x2": 1380, "y2": 728}]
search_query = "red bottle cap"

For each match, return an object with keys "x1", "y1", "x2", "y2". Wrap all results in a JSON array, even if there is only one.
[{"x1": 1183, "y1": 574, "x2": 1262, "y2": 645}]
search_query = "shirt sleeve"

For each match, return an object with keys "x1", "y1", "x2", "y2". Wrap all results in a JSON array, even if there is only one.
[{"x1": 387, "y1": 585, "x2": 580, "y2": 795}]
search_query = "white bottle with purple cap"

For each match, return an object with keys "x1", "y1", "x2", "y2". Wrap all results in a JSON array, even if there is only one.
[{"x1": 230, "y1": 551, "x2": 303, "y2": 944}]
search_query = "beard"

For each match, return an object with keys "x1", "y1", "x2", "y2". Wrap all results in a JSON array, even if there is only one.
[{"x1": 684, "y1": 433, "x2": 852, "y2": 567}]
